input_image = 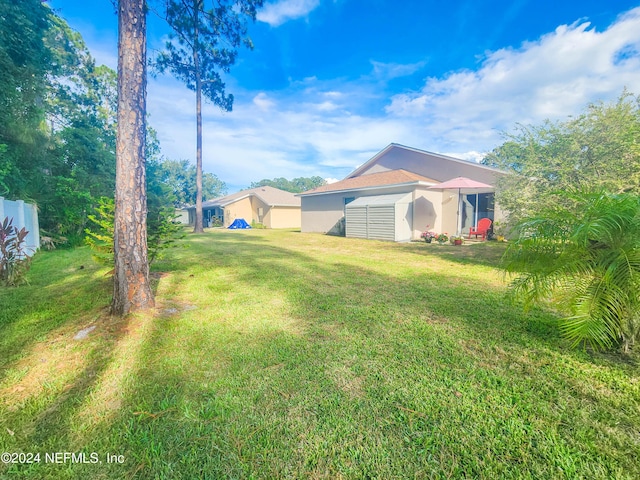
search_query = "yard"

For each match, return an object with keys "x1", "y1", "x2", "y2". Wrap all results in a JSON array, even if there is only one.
[{"x1": 0, "y1": 229, "x2": 638, "y2": 479}]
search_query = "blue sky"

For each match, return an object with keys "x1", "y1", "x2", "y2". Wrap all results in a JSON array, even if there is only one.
[{"x1": 48, "y1": 0, "x2": 640, "y2": 192}]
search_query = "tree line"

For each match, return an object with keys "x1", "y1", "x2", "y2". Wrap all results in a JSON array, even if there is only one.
[
  {"x1": 0, "y1": 0, "x2": 226, "y2": 247},
  {"x1": 250, "y1": 176, "x2": 327, "y2": 193}
]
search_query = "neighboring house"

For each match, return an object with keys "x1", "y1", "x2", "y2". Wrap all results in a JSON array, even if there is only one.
[
  {"x1": 174, "y1": 209, "x2": 190, "y2": 225},
  {"x1": 298, "y1": 143, "x2": 505, "y2": 241},
  {"x1": 185, "y1": 186, "x2": 301, "y2": 229}
]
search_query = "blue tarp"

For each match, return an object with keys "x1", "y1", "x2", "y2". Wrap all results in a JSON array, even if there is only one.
[{"x1": 228, "y1": 218, "x2": 251, "y2": 229}]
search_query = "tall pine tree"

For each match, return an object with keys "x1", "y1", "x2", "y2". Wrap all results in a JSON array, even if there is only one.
[
  {"x1": 153, "y1": 0, "x2": 262, "y2": 232},
  {"x1": 112, "y1": 0, "x2": 154, "y2": 314}
]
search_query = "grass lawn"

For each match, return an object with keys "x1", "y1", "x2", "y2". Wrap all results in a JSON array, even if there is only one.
[{"x1": 1, "y1": 229, "x2": 638, "y2": 479}]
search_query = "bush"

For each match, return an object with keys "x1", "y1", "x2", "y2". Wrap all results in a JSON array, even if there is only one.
[
  {"x1": 85, "y1": 197, "x2": 185, "y2": 267},
  {"x1": 84, "y1": 198, "x2": 115, "y2": 265},
  {"x1": 503, "y1": 190, "x2": 640, "y2": 352}
]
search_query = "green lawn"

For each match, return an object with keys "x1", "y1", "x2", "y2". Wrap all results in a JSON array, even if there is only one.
[{"x1": 1, "y1": 229, "x2": 638, "y2": 479}]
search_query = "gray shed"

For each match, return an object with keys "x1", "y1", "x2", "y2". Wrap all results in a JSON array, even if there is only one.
[{"x1": 345, "y1": 193, "x2": 413, "y2": 242}]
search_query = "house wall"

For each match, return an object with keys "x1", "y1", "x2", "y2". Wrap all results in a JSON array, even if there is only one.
[
  {"x1": 304, "y1": 187, "x2": 442, "y2": 240},
  {"x1": 411, "y1": 189, "x2": 463, "y2": 239},
  {"x1": 266, "y1": 206, "x2": 301, "y2": 229},
  {"x1": 438, "y1": 189, "x2": 462, "y2": 235},
  {"x1": 413, "y1": 188, "x2": 508, "y2": 238},
  {"x1": 301, "y1": 194, "x2": 350, "y2": 235},
  {"x1": 249, "y1": 196, "x2": 269, "y2": 225},
  {"x1": 411, "y1": 188, "x2": 441, "y2": 239},
  {"x1": 175, "y1": 209, "x2": 190, "y2": 225},
  {"x1": 302, "y1": 183, "x2": 505, "y2": 240},
  {"x1": 394, "y1": 200, "x2": 413, "y2": 242},
  {"x1": 224, "y1": 197, "x2": 254, "y2": 227},
  {"x1": 302, "y1": 185, "x2": 419, "y2": 235}
]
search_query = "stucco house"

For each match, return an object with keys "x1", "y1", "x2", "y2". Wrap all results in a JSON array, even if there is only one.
[
  {"x1": 186, "y1": 185, "x2": 301, "y2": 229},
  {"x1": 298, "y1": 143, "x2": 505, "y2": 241}
]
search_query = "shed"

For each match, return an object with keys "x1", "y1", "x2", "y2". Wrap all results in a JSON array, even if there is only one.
[{"x1": 345, "y1": 193, "x2": 413, "y2": 242}]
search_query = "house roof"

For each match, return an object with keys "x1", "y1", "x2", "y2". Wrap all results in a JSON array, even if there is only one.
[
  {"x1": 299, "y1": 169, "x2": 437, "y2": 196},
  {"x1": 347, "y1": 143, "x2": 505, "y2": 180},
  {"x1": 190, "y1": 185, "x2": 301, "y2": 209}
]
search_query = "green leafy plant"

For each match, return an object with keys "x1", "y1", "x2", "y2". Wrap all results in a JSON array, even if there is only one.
[
  {"x1": 84, "y1": 197, "x2": 115, "y2": 265},
  {"x1": 483, "y1": 92, "x2": 640, "y2": 228},
  {"x1": 434, "y1": 233, "x2": 449, "y2": 244},
  {"x1": 503, "y1": 190, "x2": 640, "y2": 352},
  {"x1": 85, "y1": 197, "x2": 185, "y2": 267},
  {"x1": 147, "y1": 206, "x2": 186, "y2": 263},
  {"x1": 209, "y1": 217, "x2": 223, "y2": 228},
  {"x1": 0, "y1": 216, "x2": 32, "y2": 286}
]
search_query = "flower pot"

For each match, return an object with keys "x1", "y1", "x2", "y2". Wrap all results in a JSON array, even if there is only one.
[
  {"x1": 425, "y1": 238, "x2": 432, "y2": 243},
  {"x1": 454, "y1": 239, "x2": 462, "y2": 245}
]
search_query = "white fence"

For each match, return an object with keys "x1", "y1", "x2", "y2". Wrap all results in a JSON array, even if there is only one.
[{"x1": 0, "y1": 197, "x2": 40, "y2": 255}]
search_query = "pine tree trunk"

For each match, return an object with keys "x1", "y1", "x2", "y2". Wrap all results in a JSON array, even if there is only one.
[
  {"x1": 112, "y1": 0, "x2": 154, "y2": 315},
  {"x1": 194, "y1": 78, "x2": 204, "y2": 233},
  {"x1": 193, "y1": 3, "x2": 204, "y2": 234}
]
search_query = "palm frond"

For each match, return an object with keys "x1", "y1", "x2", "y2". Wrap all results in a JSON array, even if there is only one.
[{"x1": 503, "y1": 189, "x2": 640, "y2": 351}]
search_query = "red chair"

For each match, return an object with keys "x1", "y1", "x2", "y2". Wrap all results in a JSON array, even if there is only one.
[{"x1": 469, "y1": 218, "x2": 492, "y2": 240}]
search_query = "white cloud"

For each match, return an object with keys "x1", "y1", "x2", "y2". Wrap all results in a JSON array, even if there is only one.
[
  {"x1": 257, "y1": 0, "x2": 321, "y2": 27},
  {"x1": 253, "y1": 92, "x2": 276, "y2": 110},
  {"x1": 370, "y1": 60, "x2": 427, "y2": 80},
  {"x1": 386, "y1": 7, "x2": 640, "y2": 144},
  {"x1": 146, "y1": 7, "x2": 640, "y2": 192}
]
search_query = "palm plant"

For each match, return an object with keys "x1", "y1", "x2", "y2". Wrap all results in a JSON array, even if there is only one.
[{"x1": 502, "y1": 190, "x2": 640, "y2": 352}]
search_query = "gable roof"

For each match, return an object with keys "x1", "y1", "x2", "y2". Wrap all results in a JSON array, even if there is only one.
[
  {"x1": 299, "y1": 169, "x2": 437, "y2": 196},
  {"x1": 195, "y1": 185, "x2": 301, "y2": 209},
  {"x1": 346, "y1": 143, "x2": 504, "y2": 183}
]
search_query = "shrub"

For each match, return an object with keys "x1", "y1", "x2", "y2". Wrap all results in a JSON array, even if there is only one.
[
  {"x1": 85, "y1": 197, "x2": 185, "y2": 267},
  {"x1": 434, "y1": 233, "x2": 449, "y2": 244},
  {"x1": 147, "y1": 206, "x2": 186, "y2": 263},
  {"x1": 84, "y1": 197, "x2": 115, "y2": 265},
  {"x1": 503, "y1": 190, "x2": 640, "y2": 352}
]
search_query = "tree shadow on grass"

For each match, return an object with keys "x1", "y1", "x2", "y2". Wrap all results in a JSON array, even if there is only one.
[
  {"x1": 0, "y1": 249, "x2": 112, "y2": 384},
  {"x1": 397, "y1": 240, "x2": 509, "y2": 268},
  {"x1": 87, "y1": 230, "x2": 639, "y2": 478},
  {"x1": 2, "y1": 230, "x2": 637, "y2": 478},
  {"x1": 0, "y1": 309, "x2": 146, "y2": 478},
  {"x1": 156, "y1": 231, "x2": 556, "y2": 351}
]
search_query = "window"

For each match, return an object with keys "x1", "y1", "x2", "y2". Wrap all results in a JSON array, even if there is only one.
[{"x1": 462, "y1": 193, "x2": 495, "y2": 230}]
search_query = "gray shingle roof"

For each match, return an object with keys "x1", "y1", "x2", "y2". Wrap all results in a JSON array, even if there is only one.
[{"x1": 198, "y1": 185, "x2": 301, "y2": 208}]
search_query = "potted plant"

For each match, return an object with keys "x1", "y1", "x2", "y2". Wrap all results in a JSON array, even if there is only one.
[
  {"x1": 434, "y1": 233, "x2": 449, "y2": 244},
  {"x1": 450, "y1": 234, "x2": 464, "y2": 246},
  {"x1": 420, "y1": 226, "x2": 437, "y2": 243}
]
